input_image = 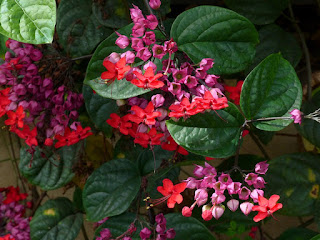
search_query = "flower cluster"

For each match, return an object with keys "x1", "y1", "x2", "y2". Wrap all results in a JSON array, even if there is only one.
[
  {"x1": 181, "y1": 161, "x2": 280, "y2": 221},
  {"x1": 0, "y1": 186, "x2": 31, "y2": 240},
  {"x1": 140, "y1": 213, "x2": 175, "y2": 240},
  {"x1": 0, "y1": 39, "x2": 92, "y2": 150},
  {"x1": 104, "y1": 3, "x2": 229, "y2": 154}
]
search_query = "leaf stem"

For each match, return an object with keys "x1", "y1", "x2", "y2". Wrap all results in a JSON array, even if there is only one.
[
  {"x1": 289, "y1": 3, "x2": 312, "y2": 101},
  {"x1": 247, "y1": 116, "x2": 292, "y2": 123},
  {"x1": 249, "y1": 131, "x2": 271, "y2": 160},
  {"x1": 81, "y1": 223, "x2": 89, "y2": 240},
  {"x1": 233, "y1": 121, "x2": 247, "y2": 168}
]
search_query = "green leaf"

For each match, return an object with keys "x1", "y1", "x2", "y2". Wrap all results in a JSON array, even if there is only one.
[
  {"x1": 225, "y1": 0, "x2": 289, "y2": 25},
  {"x1": 251, "y1": 127, "x2": 275, "y2": 145},
  {"x1": 265, "y1": 153, "x2": 320, "y2": 216},
  {"x1": 137, "y1": 145, "x2": 173, "y2": 176},
  {"x1": 0, "y1": 0, "x2": 56, "y2": 44},
  {"x1": 73, "y1": 187, "x2": 84, "y2": 212},
  {"x1": 113, "y1": 135, "x2": 145, "y2": 160},
  {"x1": 0, "y1": 33, "x2": 8, "y2": 58},
  {"x1": 296, "y1": 89, "x2": 320, "y2": 148},
  {"x1": 166, "y1": 102, "x2": 245, "y2": 158},
  {"x1": 170, "y1": 6, "x2": 259, "y2": 75},
  {"x1": 310, "y1": 235, "x2": 320, "y2": 240},
  {"x1": 19, "y1": 144, "x2": 81, "y2": 190},
  {"x1": 82, "y1": 158, "x2": 141, "y2": 221},
  {"x1": 84, "y1": 24, "x2": 151, "y2": 99},
  {"x1": 94, "y1": 212, "x2": 141, "y2": 239},
  {"x1": 83, "y1": 84, "x2": 118, "y2": 137},
  {"x1": 57, "y1": 0, "x2": 113, "y2": 57},
  {"x1": 240, "y1": 53, "x2": 302, "y2": 131},
  {"x1": 165, "y1": 213, "x2": 216, "y2": 240},
  {"x1": 277, "y1": 228, "x2": 318, "y2": 240},
  {"x1": 247, "y1": 24, "x2": 302, "y2": 72},
  {"x1": 30, "y1": 198, "x2": 83, "y2": 240},
  {"x1": 92, "y1": 0, "x2": 129, "y2": 28}
]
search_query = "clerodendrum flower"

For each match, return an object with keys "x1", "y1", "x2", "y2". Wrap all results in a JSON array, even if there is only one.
[
  {"x1": 252, "y1": 195, "x2": 282, "y2": 222},
  {"x1": 150, "y1": 178, "x2": 187, "y2": 208}
]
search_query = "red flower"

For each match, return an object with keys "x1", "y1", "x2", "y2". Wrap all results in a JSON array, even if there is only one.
[
  {"x1": 106, "y1": 113, "x2": 132, "y2": 135},
  {"x1": 128, "y1": 102, "x2": 161, "y2": 125},
  {"x1": 161, "y1": 136, "x2": 188, "y2": 155},
  {"x1": 252, "y1": 195, "x2": 283, "y2": 222},
  {"x1": 11, "y1": 125, "x2": 38, "y2": 147},
  {"x1": 101, "y1": 57, "x2": 131, "y2": 84},
  {"x1": 156, "y1": 179, "x2": 187, "y2": 208},
  {"x1": 0, "y1": 234, "x2": 15, "y2": 240},
  {"x1": 134, "y1": 128, "x2": 164, "y2": 148},
  {"x1": 199, "y1": 91, "x2": 229, "y2": 110},
  {"x1": 54, "y1": 125, "x2": 93, "y2": 148},
  {"x1": 5, "y1": 106, "x2": 25, "y2": 128},
  {"x1": 131, "y1": 67, "x2": 164, "y2": 89},
  {"x1": 2, "y1": 186, "x2": 28, "y2": 204},
  {"x1": 168, "y1": 97, "x2": 201, "y2": 119},
  {"x1": 0, "y1": 88, "x2": 11, "y2": 117},
  {"x1": 224, "y1": 80, "x2": 244, "y2": 105}
]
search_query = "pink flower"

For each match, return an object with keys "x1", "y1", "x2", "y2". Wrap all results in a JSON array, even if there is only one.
[
  {"x1": 143, "y1": 31, "x2": 156, "y2": 45},
  {"x1": 227, "y1": 199, "x2": 239, "y2": 212},
  {"x1": 255, "y1": 161, "x2": 269, "y2": 175},
  {"x1": 194, "y1": 189, "x2": 208, "y2": 206},
  {"x1": 290, "y1": 109, "x2": 302, "y2": 124},
  {"x1": 131, "y1": 37, "x2": 144, "y2": 51},
  {"x1": 149, "y1": 0, "x2": 161, "y2": 9},
  {"x1": 253, "y1": 177, "x2": 266, "y2": 189},
  {"x1": 132, "y1": 22, "x2": 145, "y2": 37},
  {"x1": 145, "y1": 15, "x2": 158, "y2": 30},
  {"x1": 227, "y1": 182, "x2": 241, "y2": 195},
  {"x1": 185, "y1": 177, "x2": 200, "y2": 189},
  {"x1": 106, "y1": 52, "x2": 120, "y2": 63},
  {"x1": 240, "y1": 202, "x2": 253, "y2": 215},
  {"x1": 140, "y1": 228, "x2": 151, "y2": 240},
  {"x1": 211, "y1": 193, "x2": 226, "y2": 204},
  {"x1": 239, "y1": 187, "x2": 251, "y2": 200},
  {"x1": 250, "y1": 189, "x2": 264, "y2": 203},
  {"x1": 218, "y1": 173, "x2": 233, "y2": 186},
  {"x1": 202, "y1": 162, "x2": 217, "y2": 176},
  {"x1": 151, "y1": 94, "x2": 165, "y2": 108},
  {"x1": 199, "y1": 58, "x2": 214, "y2": 70},
  {"x1": 121, "y1": 51, "x2": 135, "y2": 64},
  {"x1": 130, "y1": 5, "x2": 144, "y2": 23},
  {"x1": 136, "y1": 47, "x2": 152, "y2": 61},
  {"x1": 184, "y1": 75, "x2": 198, "y2": 88},
  {"x1": 213, "y1": 181, "x2": 226, "y2": 195},
  {"x1": 172, "y1": 68, "x2": 188, "y2": 82},
  {"x1": 164, "y1": 39, "x2": 178, "y2": 54},
  {"x1": 205, "y1": 74, "x2": 219, "y2": 87},
  {"x1": 152, "y1": 44, "x2": 166, "y2": 59},
  {"x1": 245, "y1": 173, "x2": 258, "y2": 186},
  {"x1": 200, "y1": 176, "x2": 216, "y2": 189},
  {"x1": 193, "y1": 165, "x2": 204, "y2": 178},
  {"x1": 115, "y1": 32, "x2": 129, "y2": 49}
]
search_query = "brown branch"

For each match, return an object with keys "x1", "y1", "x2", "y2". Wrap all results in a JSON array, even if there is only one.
[{"x1": 249, "y1": 132, "x2": 271, "y2": 160}]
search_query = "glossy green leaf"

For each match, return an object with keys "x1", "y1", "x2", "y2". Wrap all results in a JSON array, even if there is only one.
[
  {"x1": 165, "y1": 213, "x2": 215, "y2": 240},
  {"x1": 84, "y1": 24, "x2": 151, "y2": 99},
  {"x1": 83, "y1": 84, "x2": 118, "y2": 137},
  {"x1": 240, "y1": 53, "x2": 302, "y2": 131},
  {"x1": 225, "y1": 0, "x2": 289, "y2": 25},
  {"x1": 170, "y1": 6, "x2": 259, "y2": 75},
  {"x1": 94, "y1": 212, "x2": 141, "y2": 239},
  {"x1": 277, "y1": 228, "x2": 318, "y2": 240},
  {"x1": 265, "y1": 153, "x2": 320, "y2": 216},
  {"x1": 296, "y1": 89, "x2": 320, "y2": 148},
  {"x1": 247, "y1": 24, "x2": 302, "y2": 72},
  {"x1": 166, "y1": 102, "x2": 245, "y2": 158},
  {"x1": 0, "y1": 33, "x2": 8, "y2": 58},
  {"x1": 0, "y1": 0, "x2": 56, "y2": 44},
  {"x1": 92, "y1": 0, "x2": 129, "y2": 28},
  {"x1": 113, "y1": 135, "x2": 145, "y2": 161},
  {"x1": 310, "y1": 234, "x2": 320, "y2": 240},
  {"x1": 57, "y1": 0, "x2": 113, "y2": 57},
  {"x1": 19, "y1": 144, "x2": 81, "y2": 190},
  {"x1": 251, "y1": 127, "x2": 275, "y2": 145},
  {"x1": 30, "y1": 198, "x2": 83, "y2": 240},
  {"x1": 82, "y1": 158, "x2": 141, "y2": 221}
]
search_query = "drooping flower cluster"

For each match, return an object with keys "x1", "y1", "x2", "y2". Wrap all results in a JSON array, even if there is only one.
[
  {"x1": 0, "y1": 187, "x2": 31, "y2": 240},
  {"x1": 181, "y1": 161, "x2": 281, "y2": 222},
  {"x1": 103, "y1": 3, "x2": 230, "y2": 154},
  {"x1": 0, "y1": 39, "x2": 92, "y2": 150},
  {"x1": 140, "y1": 214, "x2": 175, "y2": 240}
]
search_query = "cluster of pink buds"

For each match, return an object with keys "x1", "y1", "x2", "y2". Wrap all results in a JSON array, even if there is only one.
[
  {"x1": 182, "y1": 161, "x2": 269, "y2": 220},
  {"x1": 140, "y1": 214, "x2": 175, "y2": 240}
]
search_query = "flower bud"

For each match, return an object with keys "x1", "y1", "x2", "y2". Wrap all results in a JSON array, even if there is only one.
[
  {"x1": 227, "y1": 199, "x2": 239, "y2": 212},
  {"x1": 182, "y1": 206, "x2": 192, "y2": 217},
  {"x1": 149, "y1": 0, "x2": 161, "y2": 9},
  {"x1": 240, "y1": 202, "x2": 253, "y2": 216},
  {"x1": 212, "y1": 205, "x2": 225, "y2": 220},
  {"x1": 202, "y1": 209, "x2": 213, "y2": 221}
]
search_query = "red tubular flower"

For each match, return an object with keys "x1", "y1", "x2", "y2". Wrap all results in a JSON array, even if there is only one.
[
  {"x1": 101, "y1": 57, "x2": 131, "y2": 84},
  {"x1": 54, "y1": 125, "x2": 93, "y2": 148},
  {"x1": 252, "y1": 195, "x2": 283, "y2": 222},
  {"x1": 128, "y1": 101, "x2": 161, "y2": 125},
  {"x1": 11, "y1": 125, "x2": 38, "y2": 147},
  {"x1": 156, "y1": 179, "x2": 187, "y2": 208},
  {"x1": 0, "y1": 234, "x2": 15, "y2": 240},
  {"x1": 0, "y1": 88, "x2": 11, "y2": 117},
  {"x1": 131, "y1": 67, "x2": 164, "y2": 89},
  {"x1": 224, "y1": 80, "x2": 244, "y2": 105},
  {"x1": 161, "y1": 136, "x2": 188, "y2": 155},
  {"x1": 134, "y1": 128, "x2": 164, "y2": 148},
  {"x1": 199, "y1": 91, "x2": 229, "y2": 111},
  {"x1": 5, "y1": 106, "x2": 25, "y2": 128}
]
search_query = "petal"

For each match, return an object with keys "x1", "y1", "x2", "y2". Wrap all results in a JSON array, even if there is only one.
[
  {"x1": 252, "y1": 206, "x2": 267, "y2": 212},
  {"x1": 167, "y1": 198, "x2": 176, "y2": 208},
  {"x1": 101, "y1": 71, "x2": 116, "y2": 80},
  {"x1": 144, "y1": 101, "x2": 154, "y2": 113},
  {"x1": 157, "y1": 186, "x2": 169, "y2": 196},
  {"x1": 162, "y1": 178, "x2": 174, "y2": 192},
  {"x1": 116, "y1": 57, "x2": 126, "y2": 68},
  {"x1": 270, "y1": 203, "x2": 283, "y2": 213},
  {"x1": 258, "y1": 195, "x2": 269, "y2": 207},
  {"x1": 253, "y1": 212, "x2": 268, "y2": 222},
  {"x1": 171, "y1": 193, "x2": 183, "y2": 204},
  {"x1": 103, "y1": 60, "x2": 116, "y2": 72},
  {"x1": 144, "y1": 67, "x2": 154, "y2": 78},
  {"x1": 173, "y1": 182, "x2": 187, "y2": 193},
  {"x1": 268, "y1": 195, "x2": 280, "y2": 209},
  {"x1": 149, "y1": 80, "x2": 164, "y2": 89}
]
